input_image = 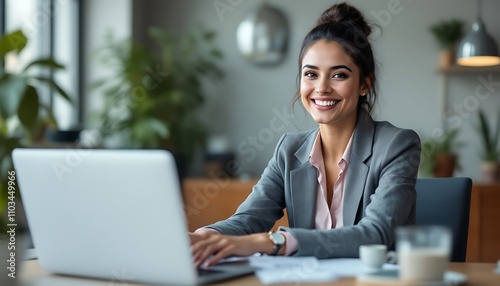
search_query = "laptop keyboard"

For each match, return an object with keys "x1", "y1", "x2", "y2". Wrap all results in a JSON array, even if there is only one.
[{"x1": 198, "y1": 268, "x2": 223, "y2": 277}]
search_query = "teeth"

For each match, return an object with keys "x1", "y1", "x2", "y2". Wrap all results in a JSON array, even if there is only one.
[{"x1": 315, "y1": 100, "x2": 338, "y2": 106}]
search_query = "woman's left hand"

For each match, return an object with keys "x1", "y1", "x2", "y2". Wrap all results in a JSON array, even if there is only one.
[{"x1": 191, "y1": 232, "x2": 273, "y2": 267}]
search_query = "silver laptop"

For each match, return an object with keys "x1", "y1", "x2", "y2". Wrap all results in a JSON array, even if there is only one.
[{"x1": 13, "y1": 148, "x2": 254, "y2": 285}]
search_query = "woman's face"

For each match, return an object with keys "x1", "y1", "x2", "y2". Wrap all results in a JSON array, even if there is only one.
[{"x1": 300, "y1": 40, "x2": 367, "y2": 128}]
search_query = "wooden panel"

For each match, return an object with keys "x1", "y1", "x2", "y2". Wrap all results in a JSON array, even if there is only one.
[
  {"x1": 466, "y1": 182, "x2": 500, "y2": 262},
  {"x1": 182, "y1": 178, "x2": 289, "y2": 232},
  {"x1": 466, "y1": 184, "x2": 481, "y2": 262}
]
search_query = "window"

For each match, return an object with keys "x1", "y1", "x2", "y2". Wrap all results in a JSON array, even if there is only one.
[{"x1": 1, "y1": 0, "x2": 82, "y2": 130}]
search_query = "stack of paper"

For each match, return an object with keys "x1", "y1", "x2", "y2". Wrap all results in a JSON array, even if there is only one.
[{"x1": 248, "y1": 256, "x2": 397, "y2": 284}]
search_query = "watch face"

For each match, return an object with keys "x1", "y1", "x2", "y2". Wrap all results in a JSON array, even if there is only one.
[{"x1": 271, "y1": 232, "x2": 285, "y2": 245}]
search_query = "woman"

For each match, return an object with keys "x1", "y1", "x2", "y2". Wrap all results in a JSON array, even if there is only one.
[{"x1": 190, "y1": 2, "x2": 421, "y2": 267}]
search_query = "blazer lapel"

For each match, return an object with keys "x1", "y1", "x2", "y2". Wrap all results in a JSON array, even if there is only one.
[
  {"x1": 343, "y1": 110, "x2": 374, "y2": 226},
  {"x1": 290, "y1": 164, "x2": 317, "y2": 228},
  {"x1": 289, "y1": 129, "x2": 318, "y2": 229}
]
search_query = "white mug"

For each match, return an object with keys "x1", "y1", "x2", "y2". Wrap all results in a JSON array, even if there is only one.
[{"x1": 359, "y1": 244, "x2": 397, "y2": 270}]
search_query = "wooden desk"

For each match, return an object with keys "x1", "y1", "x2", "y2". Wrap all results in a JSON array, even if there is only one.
[
  {"x1": 182, "y1": 178, "x2": 288, "y2": 232},
  {"x1": 19, "y1": 260, "x2": 500, "y2": 285},
  {"x1": 467, "y1": 182, "x2": 500, "y2": 262}
]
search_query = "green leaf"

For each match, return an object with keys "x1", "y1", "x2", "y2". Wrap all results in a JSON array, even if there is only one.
[
  {"x1": 31, "y1": 76, "x2": 72, "y2": 103},
  {"x1": 0, "y1": 74, "x2": 28, "y2": 119},
  {"x1": 203, "y1": 31, "x2": 216, "y2": 41},
  {"x1": 148, "y1": 118, "x2": 169, "y2": 139},
  {"x1": 478, "y1": 110, "x2": 491, "y2": 151},
  {"x1": 493, "y1": 113, "x2": 500, "y2": 151},
  {"x1": 0, "y1": 30, "x2": 27, "y2": 58},
  {"x1": 23, "y1": 58, "x2": 65, "y2": 72},
  {"x1": 39, "y1": 104, "x2": 58, "y2": 129},
  {"x1": 131, "y1": 118, "x2": 169, "y2": 148},
  {"x1": 0, "y1": 117, "x2": 6, "y2": 135},
  {"x1": 210, "y1": 49, "x2": 223, "y2": 59},
  {"x1": 90, "y1": 78, "x2": 108, "y2": 89},
  {"x1": 477, "y1": 108, "x2": 500, "y2": 161},
  {"x1": 429, "y1": 19, "x2": 464, "y2": 50},
  {"x1": 148, "y1": 26, "x2": 167, "y2": 41},
  {"x1": 0, "y1": 156, "x2": 12, "y2": 181},
  {"x1": 168, "y1": 90, "x2": 183, "y2": 105},
  {"x1": 0, "y1": 137, "x2": 23, "y2": 177},
  {"x1": 17, "y1": 85, "x2": 39, "y2": 129}
]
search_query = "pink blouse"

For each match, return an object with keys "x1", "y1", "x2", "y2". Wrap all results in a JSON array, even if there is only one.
[{"x1": 281, "y1": 130, "x2": 354, "y2": 255}]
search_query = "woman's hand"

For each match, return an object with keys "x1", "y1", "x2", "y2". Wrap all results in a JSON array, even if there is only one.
[
  {"x1": 189, "y1": 228, "x2": 215, "y2": 244},
  {"x1": 190, "y1": 231, "x2": 279, "y2": 267}
]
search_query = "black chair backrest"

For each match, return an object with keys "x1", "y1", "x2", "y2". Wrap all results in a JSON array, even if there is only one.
[{"x1": 415, "y1": 177, "x2": 472, "y2": 262}]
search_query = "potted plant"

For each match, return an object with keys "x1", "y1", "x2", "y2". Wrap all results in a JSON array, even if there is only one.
[
  {"x1": 429, "y1": 19, "x2": 464, "y2": 69},
  {"x1": 92, "y1": 26, "x2": 223, "y2": 175},
  {"x1": 0, "y1": 30, "x2": 71, "y2": 233},
  {"x1": 420, "y1": 128, "x2": 463, "y2": 177},
  {"x1": 476, "y1": 109, "x2": 500, "y2": 182}
]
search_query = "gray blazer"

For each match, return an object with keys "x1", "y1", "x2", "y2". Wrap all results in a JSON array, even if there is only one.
[{"x1": 207, "y1": 110, "x2": 421, "y2": 258}]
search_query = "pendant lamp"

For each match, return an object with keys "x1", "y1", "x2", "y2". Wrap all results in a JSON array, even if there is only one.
[{"x1": 456, "y1": 0, "x2": 500, "y2": 67}]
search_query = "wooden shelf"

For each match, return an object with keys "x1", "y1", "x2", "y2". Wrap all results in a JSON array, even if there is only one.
[{"x1": 439, "y1": 65, "x2": 500, "y2": 74}]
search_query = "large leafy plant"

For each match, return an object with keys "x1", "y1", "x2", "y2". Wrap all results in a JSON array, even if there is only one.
[
  {"x1": 93, "y1": 26, "x2": 223, "y2": 168},
  {"x1": 0, "y1": 30, "x2": 70, "y2": 230}
]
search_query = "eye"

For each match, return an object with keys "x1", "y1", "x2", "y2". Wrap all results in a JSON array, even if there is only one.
[
  {"x1": 303, "y1": 71, "x2": 317, "y2": 78},
  {"x1": 332, "y1": 72, "x2": 348, "y2": 79}
]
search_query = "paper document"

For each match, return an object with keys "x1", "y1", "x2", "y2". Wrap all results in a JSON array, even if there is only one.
[{"x1": 248, "y1": 256, "x2": 397, "y2": 284}]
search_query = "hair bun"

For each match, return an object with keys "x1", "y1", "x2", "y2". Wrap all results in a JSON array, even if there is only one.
[{"x1": 317, "y1": 2, "x2": 372, "y2": 38}]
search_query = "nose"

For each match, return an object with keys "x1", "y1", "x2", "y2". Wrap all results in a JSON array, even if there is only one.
[{"x1": 316, "y1": 78, "x2": 332, "y2": 94}]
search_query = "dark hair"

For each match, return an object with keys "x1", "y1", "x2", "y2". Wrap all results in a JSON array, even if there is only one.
[{"x1": 292, "y1": 2, "x2": 378, "y2": 114}]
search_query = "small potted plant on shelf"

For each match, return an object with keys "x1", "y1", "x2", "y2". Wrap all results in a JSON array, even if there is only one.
[
  {"x1": 429, "y1": 19, "x2": 464, "y2": 69},
  {"x1": 476, "y1": 108, "x2": 500, "y2": 182},
  {"x1": 420, "y1": 128, "x2": 463, "y2": 178}
]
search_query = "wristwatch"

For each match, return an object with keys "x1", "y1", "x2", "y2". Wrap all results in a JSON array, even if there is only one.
[{"x1": 268, "y1": 231, "x2": 285, "y2": 255}]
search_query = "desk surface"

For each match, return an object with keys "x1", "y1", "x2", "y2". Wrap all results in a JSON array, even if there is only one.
[{"x1": 19, "y1": 260, "x2": 500, "y2": 286}]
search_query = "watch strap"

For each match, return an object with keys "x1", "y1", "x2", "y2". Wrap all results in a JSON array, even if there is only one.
[
  {"x1": 269, "y1": 231, "x2": 284, "y2": 256},
  {"x1": 272, "y1": 244, "x2": 281, "y2": 255}
]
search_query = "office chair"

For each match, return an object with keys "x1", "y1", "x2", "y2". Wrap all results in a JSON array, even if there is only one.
[{"x1": 415, "y1": 177, "x2": 472, "y2": 262}]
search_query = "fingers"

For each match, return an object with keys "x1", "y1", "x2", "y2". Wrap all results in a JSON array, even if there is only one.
[
  {"x1": 191, "y1": 234, "x2": 261, "y2": 268},
  {"x1": 205, "y1": 244, "x2": 236, "y2": 267},
  {"x1": 192, "y1": 233, "x2": 225, "y2": 267},
  {"x1": 192, "y1": 235, "x2": 241, "y2": 267}
]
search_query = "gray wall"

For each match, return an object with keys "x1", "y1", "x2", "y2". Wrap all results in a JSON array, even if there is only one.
[{"x1": 104, "y1": 0, "x2": 500, "y2": 179}]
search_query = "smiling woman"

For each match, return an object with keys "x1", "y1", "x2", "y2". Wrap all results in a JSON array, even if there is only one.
[{"x1": 189, "y1": 2, "x2": 421, "y2": 267}]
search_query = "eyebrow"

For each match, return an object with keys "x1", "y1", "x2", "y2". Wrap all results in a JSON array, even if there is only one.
[{"x1": 302, "y1": 64, "x2": 352, "y2": 72}]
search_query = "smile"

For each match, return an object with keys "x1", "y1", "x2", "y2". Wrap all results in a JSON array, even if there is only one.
[{"x1": 314, "y1": 99, "x2": 340, "y2": 106}]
